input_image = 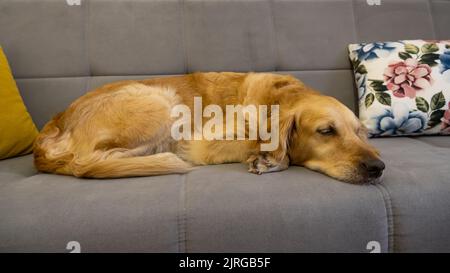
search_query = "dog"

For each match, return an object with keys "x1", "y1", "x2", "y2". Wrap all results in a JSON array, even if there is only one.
[{"x1": 33, "y1": 72, "x2": 385, "y2": 184}]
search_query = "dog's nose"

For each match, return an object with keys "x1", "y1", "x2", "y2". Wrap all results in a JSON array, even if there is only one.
[{"x1": 361, "y1": 159, "x2": 385, "y2": 178}]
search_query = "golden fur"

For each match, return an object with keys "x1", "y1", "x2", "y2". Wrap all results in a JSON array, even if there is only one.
[{"x1": 34, "y1": 72, "x2": 383, "y2": 183}]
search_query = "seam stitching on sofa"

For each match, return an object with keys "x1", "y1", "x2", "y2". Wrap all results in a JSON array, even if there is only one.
[
  {"x1": 268, "y1": 0, "x2": 280, "y2": 71},
  {"x1": 406, "y1": 136, "x2": 450, "y2": 149},
  {"x1": 243, "y1": 2, "x2": 254, "y2": 71},
  {"x1": 427, "y1": 0, "x2": 438, "y2": 39},
  {"x1": 180, "y1": 0, "x2": 189, "y2": 74},
  {"x1": 349, "y1": 0, "x2": 358, "y2": 43},
  {"x1": 350, "y1": 0, "x2": 362, "y2": 114},
  {"x1": 350, "y1": 0, "x2": 396, "y2": 251},
  {"x1": 13, "y1": 68, "x2": 354, "y2": 81},
  {"x1": 374, "y1": 183, "x2": 395, "y2": 253},
  {"x1": 85, "y1": 0, "x2": 92, "y2": 77},
  {"x1": 177, "y1": 174, "x2": 188, "y2": 253},
  {"x1": 84, "y1": 0, "x2": 91, "y2": 92}
]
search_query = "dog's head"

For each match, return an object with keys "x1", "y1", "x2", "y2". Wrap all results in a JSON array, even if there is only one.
[{"x1": 280, "y1": 94, "x2": 384, "y2": 184}]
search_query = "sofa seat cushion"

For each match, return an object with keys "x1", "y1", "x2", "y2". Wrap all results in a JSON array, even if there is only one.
[
  {"x1": 370, "y1": 137, "x2": 450, "y2": 252},
  {"x1": 182, "y1": 164, "x2": 388, "y2": 252},
  {"x1": 0, "y1": 158, "x2": 389, "y2": 252},
  {"x1": 0, "y1": 155, "x2": 37, "y2": 185},
  {"x1": 0, "y1": 136, "x2": 449, "y2": 252},
  {"x1": 408, "y1": 136, "x2": 450, "y2": 148},
  {"x1": 0, "y1": 169, "x2": 185, "y2": 252}
]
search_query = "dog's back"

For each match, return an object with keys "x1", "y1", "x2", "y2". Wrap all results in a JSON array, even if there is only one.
[
  {"x1": 33, "y1": 72, "x2": 307, "y2": 178},
  {"x1": 33, "y1": 77, "x2": 195, "y2": 178}
]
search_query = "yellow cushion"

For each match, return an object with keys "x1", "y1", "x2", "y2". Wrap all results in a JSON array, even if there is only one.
[{"x1": 0, "y1": 47, "x2": 38, "y2": 160}]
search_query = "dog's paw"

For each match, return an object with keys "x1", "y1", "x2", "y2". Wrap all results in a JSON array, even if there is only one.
[{"x1": 246, "y1": 153, "x2": 289, "y2": 175}]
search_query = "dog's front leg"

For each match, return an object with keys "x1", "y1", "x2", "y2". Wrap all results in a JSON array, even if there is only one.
[{"x1": 247, "y1": 153, "x2": 289, "y2": 175}]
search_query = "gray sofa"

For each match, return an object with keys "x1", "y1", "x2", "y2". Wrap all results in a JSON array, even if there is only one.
[{"x1": 1, "y1": 0, "x2": 449, "y2": 253}]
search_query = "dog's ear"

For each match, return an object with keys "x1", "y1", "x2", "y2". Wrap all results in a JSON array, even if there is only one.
[{"x1": 272, "y1": 112, "x2": 297, "y2": 162}]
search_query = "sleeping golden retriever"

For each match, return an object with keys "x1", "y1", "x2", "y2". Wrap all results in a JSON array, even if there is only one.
[{"x1": 33, "y1": 72, "x2": 385, "y2": 184}]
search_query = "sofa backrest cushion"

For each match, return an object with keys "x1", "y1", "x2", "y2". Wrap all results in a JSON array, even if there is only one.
[{"x1": 1, "y1": 0, "x2": 449, "y2": 129}]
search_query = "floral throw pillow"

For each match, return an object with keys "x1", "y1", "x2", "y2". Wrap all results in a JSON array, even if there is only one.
[{"x1": 349, "y1": 40, "x2": 450, "y2": 137}]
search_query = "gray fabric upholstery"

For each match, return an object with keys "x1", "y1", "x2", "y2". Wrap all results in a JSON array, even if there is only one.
[
  {"x1": 88, "y1": 0, "x2": 186, "y2": 75},
  {"x1": 1, "y1": 136, "x2": 449, "y2": 252},
  {"x1": 0, "y1": 0, "x2": 449, "y2": 252},
  {"x1": 16, "y1": 78, "x2": 89, "y2": 129},
  {"x1": 409, "y1": 136, "x2": 450, "y2": 148},
  {"x1": 371, "y1": 138, "x2": 450, "y2": 252},
  {"x1": 353, "y1": 0, "x2": 436, "y2": 42},
  {"x1": 17, "y1": 72, "x2": 357, "y2": 130},
  {"x1": 0, "y1": 155, "x2": 37, "y2": 188},
  {"x1": 0, "y1": 168, "x2": 184, "y2": 252},
  {"x1": 0, "y1": 154, "x2": 389, "y2": 253},
  {"x1": 3, "y1": 0, "x2": 450, "y2": 129},
  {"x1": 184, "y1": 163, "x2": 388, "y2": 253},
  {"x1": 0, "y1": 0, "x2": 87, "y2": 78}
]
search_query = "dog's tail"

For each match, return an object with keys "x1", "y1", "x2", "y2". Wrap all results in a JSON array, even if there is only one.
[
  {"x1": 34, "y1": 113, "x2": 75, "y2": 175},
  {"x1": 68, "y1": 152, "x2": 193, "y2": 178},
  {"x1": 34, "y1": 116, "x2": 192, "y2": 178},
  {"x1": 36, "y1": 145, "x2": 193, "y2": 178}
]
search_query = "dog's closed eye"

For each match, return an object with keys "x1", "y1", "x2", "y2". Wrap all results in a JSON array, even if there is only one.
[{"x1": 317, "y1": 126, "x2": 335, "y2": 136}]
